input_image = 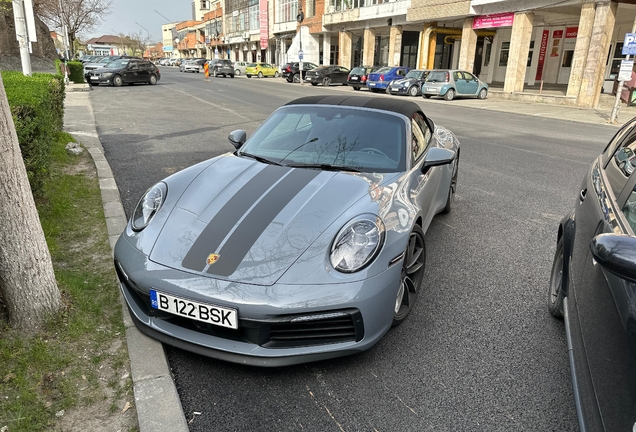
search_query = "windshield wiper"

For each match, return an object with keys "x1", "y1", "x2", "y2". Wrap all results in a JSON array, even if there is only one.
[
  {"x1": 285, "y1": 163, "x2": 362, "y2": 173},
  {"x1": 240, "y1": 152, "x2": 283, "y2": 166}
]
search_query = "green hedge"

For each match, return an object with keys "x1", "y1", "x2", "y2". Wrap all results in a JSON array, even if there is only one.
[
  {"x1": 2, "y1": 71, "x2": 65, "y2": 195},
  {"x1": 67, "y1": 61, "x2": 84, "y2": 83}
]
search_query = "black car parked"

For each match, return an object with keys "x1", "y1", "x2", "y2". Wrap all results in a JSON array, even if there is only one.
[
  {"x1": 549, "y1": 116, "x2": 636, "y2": 431},
  {"x1": 305, "y1": 65, "x2": 350, "y2": 86},
  {"x1": 282, "y1": 62, "x2": 318, "y2": 82},
  {"x1": 347, "y1": 66, "x2": 378, "y2": 90},
  {"x1": 85, "y1": 58, "x2": 160, "y2": 87},
  {"x1": 388, "y1": 69, "x2": 430, "y2": 96}
]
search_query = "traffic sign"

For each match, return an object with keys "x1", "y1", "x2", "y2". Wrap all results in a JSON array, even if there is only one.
[
  {"x1": 623, "y1": 33, "x2": 636, "y2": 55},
  {"x1": 619, "y1": 59, "x2": 634, "y2": 81},
  {"x1": 298, "y1": 50, "x2": 303, "y2": 60}
]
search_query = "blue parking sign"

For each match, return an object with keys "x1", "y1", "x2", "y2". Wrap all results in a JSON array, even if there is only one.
[{"x1": 623, "y1": 33, "x2": 636, "y2": 55}]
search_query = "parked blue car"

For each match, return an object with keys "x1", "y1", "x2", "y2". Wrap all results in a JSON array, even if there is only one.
[{"x1": 366, "y1": 66, "x2": 410, "y2": 92}]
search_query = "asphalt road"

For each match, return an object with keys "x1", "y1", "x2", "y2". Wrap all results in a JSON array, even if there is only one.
[{"x1": 90, "y1": 67, "x2": 616, "y2": 431}]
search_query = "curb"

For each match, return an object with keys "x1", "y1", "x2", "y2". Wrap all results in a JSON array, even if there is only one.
[{"x1": 63, "y1": 90, "x2": 189, "y2": 432}]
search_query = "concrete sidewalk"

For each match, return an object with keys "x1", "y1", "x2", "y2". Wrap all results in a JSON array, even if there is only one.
[
  {"x1": 62, "y1": 81, "x2": 633, "y2": 432},
  {"x1": 63, "y1": 89, "x2": 189, "y2": 432}
]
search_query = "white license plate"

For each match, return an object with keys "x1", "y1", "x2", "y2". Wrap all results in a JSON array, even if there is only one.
[
  {"x1": 90, "y1": 76, "x2": 99, "y2": 80},
  {"x1": 427, "y1": 87, "x2": 437, "y2": 92},
  {"x1": 150, "y1": 289, "x2": 238, "y2": 329},
  {"x1": 350, "y1": 77, "x2": 358, "y2": 81},
  {"x1": 369, "y1": 83, "x2": 376, "y2": 86}
]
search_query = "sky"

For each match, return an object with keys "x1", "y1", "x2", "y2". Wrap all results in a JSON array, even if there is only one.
[{"x1": 87, "y1": 0, "x2": 193, "y2": 43}]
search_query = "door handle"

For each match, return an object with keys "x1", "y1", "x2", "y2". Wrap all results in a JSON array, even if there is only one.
[{"x1": 579, "y1": 188, "x2": 587, "y2": 202}]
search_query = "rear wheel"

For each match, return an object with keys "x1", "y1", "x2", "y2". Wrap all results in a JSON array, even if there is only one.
[
  {"x1": 393, "y1": 225, "x2": 426, "y2": 327},
  {"x1": 235, "y1": 69, "x2": 241, "y2": 76},
  {"x1": 246, "y1": 75, "x2": 251, "y2": 78},
  {"x1": 408, "y1": 86, "x2": 418, "y2": 97},
  {"x1": 322, "y1": 77, "x2": 331, "y2": 86},
  {"x1": 311, "y1": 82, "x2": 318, "y2": 86},
  {"x1": 353, "y1": 86, "x2": 360, "y2": 91},
  {"x1": 548, "y1": 238, "x2": 566, "y2": 318},
  {"x1": 423, "y1": 94, "x2": 432, "y2": 99},
  {"x1": 444, "y1": 88, "x2": 455, "y2": 101},
  {"x1": 148, "y1": 74, "x2": 157, "y2": 85},
  {"x1": 274, "y1": 71, "x2": 280, "y2": 78},
  {"x1": 230, "y1": 74, "x2": 234, "y2": 78},
  {"x1": 292, "y1": 73, "x2": 300, "y2": 83},
  {"x1": 113, "y1": 75, "x2": 122, "y2": 87},
  {"x1": 258, "y1": 71, "x2": 263, "y2": 78}
]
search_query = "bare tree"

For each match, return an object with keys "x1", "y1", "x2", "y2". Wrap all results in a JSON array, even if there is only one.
[
  {"x1": 36, "y1": 0, "x2": 112, "y2": 50},
  {"x1": 0, "y1": 73, "x2": 61, "y2": 330},
  {"x1": 118, "y1": 31, "x2": 150, "y2": 58}
]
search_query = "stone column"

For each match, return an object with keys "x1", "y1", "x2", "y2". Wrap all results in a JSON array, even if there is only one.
[
  {"x1": 417, "y1": 24, "x2": 433, "y2": 69},
  {"x1": 339, "y1": 31, "x2": 352, "y2": 68},
  {"x1": 323, "y1": 33, "x2": 331, "y2": 65},
  {"x1": 458, "y1": 17, "x2": 478, "y2": 72},
  {"x1": 577, "y1": 1, "x2": 617, "y2": 107},
  {"x1": 427, "y1": 33, "x2": 437, "y2": 69},
  {"x1": 567, "y1": 3, "x2": 596, "y2": 97},
  {"x1": 363, "y1": 28, "x2": 375, "y2": 67},
  {"x1": 388, "y1": 26, "x2": 403, "y2": 66},
  {"x1": 503, "y1": 12, "x2": 534, "y2": 93}
]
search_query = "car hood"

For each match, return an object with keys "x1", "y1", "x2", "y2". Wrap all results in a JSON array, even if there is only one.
[
  {"x1": 92, "y1": 67, "x2": 123, "y2": 74},
  {"x1": 84, "y1": 63, "x2": 108, "y2": 69},
  {"x1": 149, "y1": 155, "x2": 391, "y2": 285},
  {"x1": 392, "y1": 77, "x2": 417, "y2": 85}
]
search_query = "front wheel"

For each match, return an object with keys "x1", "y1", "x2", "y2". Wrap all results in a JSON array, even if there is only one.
[
  {"x1": 478, "y1": 88, "x2": 488, "y2": 99},
  {"x1": 274, "y1": 71, "x2": 280, "y2": 78},
  {"x1": 548, "y1": 238, "x2": 566, "y2": 318},
  {"x1": 353, "y1": 86, "x2": 360, "y2": 91},
  {"x1": 444, "y1": 88, "x2": 455, "y2": 101},
  {"x1": 311, "y1": 82, "x2": 318, "y2": 86},
  {"x1": 393, "y1": 225, "x2": 426, "y2": 327},
  {"x1": 246, "y1": 75, "x2": 251, "y2": 78},
  {"x1": 235, "y1": 69, "x2": 241, "y2": 76},
  {"x1": 113, "y1": 75, "x2": 123, "y2": 87},
  {"x1": 423, "y1": 94, "x2": 432, "y2": 99},
  {"x1": 148, "y1": 74, "x2": 157, "y2": 85},
  {"x1": 292, "y1": 73, "x2": 300, "y2": 83},
  {"x1": 408, "y1": 86, "x2": 418, "y2": 97},
  {"x1": 230, "y1": 74, "x2": 234, "y2": 78},
  {"x1": 258, "y1": 72, "x2": 263, "y2": 78}
]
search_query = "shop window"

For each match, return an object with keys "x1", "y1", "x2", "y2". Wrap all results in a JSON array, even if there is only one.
[
  {"x1": 562, "y1": 50, "x2": 574, "y2": 68},
  {"x1": 499, "y1": 42, "x2": 510, "y2": 66}
]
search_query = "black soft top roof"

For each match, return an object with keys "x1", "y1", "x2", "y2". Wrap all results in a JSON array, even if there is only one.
[{"x1": 285, "y1": 95, "x2": 426, "y2": 121}]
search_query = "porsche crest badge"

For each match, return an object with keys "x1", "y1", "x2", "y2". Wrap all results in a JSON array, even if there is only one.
[{"x1": 206, "y1": 253, "x2": 220, "y2": 265}]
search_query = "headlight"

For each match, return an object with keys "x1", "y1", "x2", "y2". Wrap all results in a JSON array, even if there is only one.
[
  {"x1": 131, "y1": 182, "x2": 167, "y2": 231},
  {"x1": 330, "y1": 215, "x2": 385, "y2": 273},
  {"x1": 102, "y1": 72, "x2": 113, "y2": 77}
]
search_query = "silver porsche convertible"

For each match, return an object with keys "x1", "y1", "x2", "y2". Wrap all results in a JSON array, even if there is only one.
[{"x1": 114, "y1": 95, "x2": 460, "y2": 366}]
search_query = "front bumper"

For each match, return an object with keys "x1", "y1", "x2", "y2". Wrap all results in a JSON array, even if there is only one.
[
  {"x1": 85, "y1": 74, "x2": 114, "y2": 84},
  {"x1": 115, "y1": 235, "x2": 402, "y2": 366},
  {"x1": 389, "y1": 85, "x2": 410, "y2": 95}
]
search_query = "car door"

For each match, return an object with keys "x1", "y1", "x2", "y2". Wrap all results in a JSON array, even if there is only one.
[
  {"x1": 462, "y1": 72, "x2": 480, "y2": 95},
  {"x1": 453, "y1": 71, "x2": 469, "y2": 94},
  {"x1": 336, "y1": 67, "x2": 349, "y2": 83},
  {"x1": 571, "y1": 123, "x2": 636, "y2": 431},
  {"x1": 409, "y1": 113, "x2": 440, "y2": 230},
  {"x1": 138, "y1": 62, "x2": 151, "y2": 83},
  {"x1": 124, "y1": 61, "x2": 140, "y2": 83}
]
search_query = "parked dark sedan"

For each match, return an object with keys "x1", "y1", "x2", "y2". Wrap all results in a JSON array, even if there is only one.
[
  {"x1": 85, "y1": 59, "x2": 160, "y2": 87},
  {"x1": 347, "y1": 66, "x2": 378, "y2": 91},
  {"x1": 282, "y1": 62, "x2": 318, "y2": 82},
  {"x1": 388, "y1": 70, "x2": 430, "y2": 97},
  {"x1": 305, "y1": 65, "x2": 350, "y2": 86},
  {"x1": 549, "y1": 116, "x2": 636, "y2": 432}
]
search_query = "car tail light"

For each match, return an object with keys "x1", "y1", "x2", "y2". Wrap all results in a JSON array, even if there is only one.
[
  {"x1": 361, "y1": 75, "x2": 367, "y2": 82},
  {"x1": 379, "y1": 74, "x2": 384, "y2": 81},
  {"x1": 445, "y1": 72, "x2": 450, "y2": 82}
]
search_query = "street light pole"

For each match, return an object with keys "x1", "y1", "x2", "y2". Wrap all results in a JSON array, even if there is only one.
[
  {"x1": 297, "y1": 3, "x2": 304, "y2": 85},
  {"x1": 12, "y1": 0, "x2": 32, "y2": 76}
]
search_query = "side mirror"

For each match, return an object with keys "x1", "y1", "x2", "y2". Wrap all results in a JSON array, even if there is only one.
[
  {"x1": 590, "y1": 234, "x2": 636, "y2": 283},
  {"x1": 422, "y1": 147, "x2": 456, "y2": 173},
  {"x1": 228, "y1": 130, "x2": 247, "y2": 149}
]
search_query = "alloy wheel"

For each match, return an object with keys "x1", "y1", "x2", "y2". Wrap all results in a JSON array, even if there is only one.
[{"x1": 393, "y1": 227, "x2": 426, "y2": 325}]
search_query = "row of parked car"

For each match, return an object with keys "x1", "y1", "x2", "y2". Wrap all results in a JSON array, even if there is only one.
[{"x1": 280, "y1": 63, "x2": 489, "y2": 101}]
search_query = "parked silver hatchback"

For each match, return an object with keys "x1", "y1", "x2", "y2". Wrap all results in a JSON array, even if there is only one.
[{"x1": 422, "y1": 70, "x2": 488, "y2": 101}]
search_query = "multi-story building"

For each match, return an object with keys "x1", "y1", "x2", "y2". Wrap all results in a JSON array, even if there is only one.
[{"x1": 161, "y1": 23, "x2": 179, "y2": 59}]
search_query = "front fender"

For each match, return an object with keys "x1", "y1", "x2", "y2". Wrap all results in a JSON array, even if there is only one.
[{"x1": 559, "y1": 210, "x2": 576, "y2": 296}]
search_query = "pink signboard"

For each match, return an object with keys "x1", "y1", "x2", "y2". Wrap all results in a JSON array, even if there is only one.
[
  {"x1": 259, "y1": 0, "x2": 268, "y2": 49},
  {"x1": 535, "y1": 29, "x2": 550, "y2": 81},
  {"x1": 472, "y1": 13, "x2": 515, "y2": 29}
]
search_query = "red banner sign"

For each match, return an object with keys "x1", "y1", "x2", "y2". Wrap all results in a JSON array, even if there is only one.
[
  {"x1": 565, "y1": 27, "x2": 578, "y2": 38},
  {"x1": 259, "y1": 0, "x2": 268, "y2": 49},
  {"x1": 535, "y1": 29, "x2": 550, "y2": 81},
  {"x1": 472, "y1": 13, "x2": 515, "y2": 29},
  {"x1": 553, "y1": 30, "x2": 563, "y2": 39}
]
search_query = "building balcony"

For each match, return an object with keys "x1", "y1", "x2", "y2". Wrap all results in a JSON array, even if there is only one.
[{"x1": 273, "y1": 21, "x2": 297, "y2": 34}]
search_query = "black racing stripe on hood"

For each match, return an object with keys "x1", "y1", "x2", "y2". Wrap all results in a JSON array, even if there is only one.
[
  {"x1": 181, "y1": 164, "x2": 289, "y2": 272},
  {"x1": 206, "y1": 168, "x2": 321, "y2": 277}
]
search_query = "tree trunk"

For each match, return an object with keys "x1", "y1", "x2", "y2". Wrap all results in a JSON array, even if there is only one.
[{"x1": 0, "y1": 73, "x2": 60, "y2": 330}]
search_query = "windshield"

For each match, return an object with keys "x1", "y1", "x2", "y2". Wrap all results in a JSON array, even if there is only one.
[
  {"x1": 247, "y1": 63, "x2": 256, "y2": 67},
  {"x1": 105, "y1": 59, "x2": 130, "y2": 68},
  {"x1": 406, "y1": 70, "x2": 424, "y2": 79},
  {"x1": 239, "y1": 105, "x2": 406, "y2": 173},
  {"x1": 426, "y1": 71, "x2": 449, "y2": 82},
  {"x1": 98, "y1": 57, "x2": 113, "y2": 63}
]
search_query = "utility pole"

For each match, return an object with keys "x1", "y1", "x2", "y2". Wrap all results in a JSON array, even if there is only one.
[
  {"x1": 12, "y1": 0, "x2": 32, "y2": 76},
  {"x1": 297, "y1": 4, "x2": 304, "y2": 85}
]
